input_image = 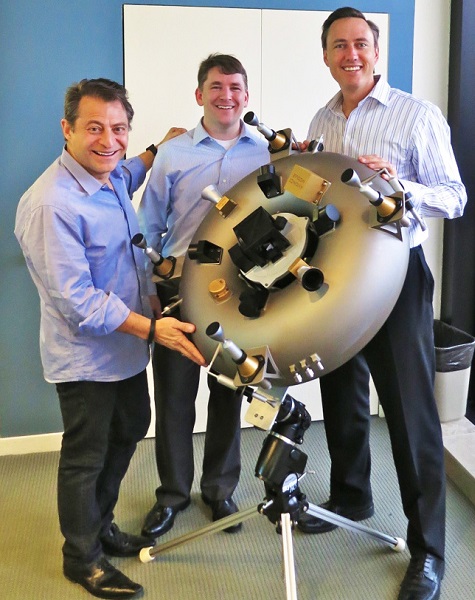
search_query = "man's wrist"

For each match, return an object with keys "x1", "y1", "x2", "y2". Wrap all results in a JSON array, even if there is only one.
[
  {"x1": 147, "y1": 318, "x2": 156, "y2": 344},
  {"x1": 146, "y1": 144, "x2": 157, "y2": 156}
]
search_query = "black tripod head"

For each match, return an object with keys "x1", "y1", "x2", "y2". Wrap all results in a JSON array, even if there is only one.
[{"x1": 254, "y1": 394, "x2": 311, "y2": 525}]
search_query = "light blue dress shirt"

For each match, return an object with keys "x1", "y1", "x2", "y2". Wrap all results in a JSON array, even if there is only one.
[
  {"x1": 15, "y1": 148, "x2": 153, "y2": 383},
  {"x1": 307, "y1": 76, "x2": 467, "y2": 248},
  {"x1": 138, "y1": 119, "x2": 270, "y2": 258}
]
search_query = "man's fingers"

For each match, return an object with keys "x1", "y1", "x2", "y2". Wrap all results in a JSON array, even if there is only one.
[
  {"x1": 177, "y1": 321, "x2": 196, "y2": 334},
  {"x1": 180, "y1": 339, "x2": 207, "y2": 366},
  {"x1": 155, "y1": 318, "x2": 206, "y2": 365}
]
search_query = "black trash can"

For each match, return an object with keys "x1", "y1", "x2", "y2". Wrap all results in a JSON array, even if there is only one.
[{"x1": 433, "y1": 319, "x2": 475, "y2": 422}]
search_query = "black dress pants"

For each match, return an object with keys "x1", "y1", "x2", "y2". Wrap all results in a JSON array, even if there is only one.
[
  {"x1": 152, "y1": 280, "x2": 242, "y2": 506},
  {"x1": 320, "y1": 246, "x2": 445, "y2": 560},
  {"x1": 56, "y1": 370, "x2": 150, "y2": 566}
]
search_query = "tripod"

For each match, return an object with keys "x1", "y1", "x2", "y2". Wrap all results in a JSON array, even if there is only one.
[{"x1": 139, "y1": 393, "x2": 405, "y2": 599}]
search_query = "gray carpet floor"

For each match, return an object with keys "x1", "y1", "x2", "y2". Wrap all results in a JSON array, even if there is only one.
[{"x1": 1, "y1": 417, "x2": 474, "y2": 599}]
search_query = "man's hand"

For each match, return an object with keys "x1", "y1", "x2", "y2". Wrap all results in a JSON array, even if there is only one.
[
  {"x1": 139, "y1": 128, "x2": 188, "y2": 171},
  {"x1": 158, "y1": 127, "x2": 187, "y2": 145},
  {"x1": 358, "y1": 154, "x2": 398, "y2": 179},
  {"x1": 116, "y1": 310, "x2": 206, "y2": 366},
  {"x1": 294, "y1": 140, "x2": 310, "y2": 152},
  {"x1": 155, "y1": 317, "x2": 207, "y2": 366}
]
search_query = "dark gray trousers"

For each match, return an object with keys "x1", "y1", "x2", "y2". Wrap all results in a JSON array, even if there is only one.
[
  {"x1": 152, "y1": 279, "x2": 242, "y2": 506},
  {"x1": 56, "y1": 371, "x2": 150, "y2": 565},
  {"x1": 320, "y1": 246, "x2": 445, "y2": 560}
]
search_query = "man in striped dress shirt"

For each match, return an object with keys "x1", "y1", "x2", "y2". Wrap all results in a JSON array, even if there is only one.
[{"x1": 297, "y1": 8, "x2": 466, "y2": 600}]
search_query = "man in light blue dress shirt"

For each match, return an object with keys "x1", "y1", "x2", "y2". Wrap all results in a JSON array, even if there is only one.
[
  {"x1": 296, "y1": 9, "x2": 466, "y2": 600},
  {"x1": 15, "y1": 78, "x2": 205, "y2": 599},
  {"x1": 138, "y1": 54, "x2": 269, "y2": 539}
]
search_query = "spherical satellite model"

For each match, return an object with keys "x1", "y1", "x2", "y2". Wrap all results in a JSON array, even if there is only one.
[{"x1": 179, "y1": 115, "x2": 410, "y2": 395}]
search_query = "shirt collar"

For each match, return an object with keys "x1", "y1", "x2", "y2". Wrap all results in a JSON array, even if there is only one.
[
  {"x1": 326, "y1": 75, "x2": 390, "y2": 115},
  {"x1": 192, "y1": 119, "x2": 257, "y2": 146},
  {"x1": 60, "y1": 146, "x2": 122, "y2": 196},
  {"x1": 366, "y1": 75, "x2": 390, "y2": 106}
]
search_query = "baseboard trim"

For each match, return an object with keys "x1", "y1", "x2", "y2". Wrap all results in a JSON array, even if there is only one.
[
  {"x1": 0, "y1": 432, "x2": 63, "y2": 456},
  {"x1": 442, "y1": 417, "x2": 475, "y2": 508},
  {"x1": 0, "y1": 427, "x2": 161, "y2": 456}
]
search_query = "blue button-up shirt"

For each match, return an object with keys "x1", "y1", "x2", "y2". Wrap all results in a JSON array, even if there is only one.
[
  {"x1": 15, "y1": 148, "x2": 153, "y2": 383},
  {"x1": 138, "y1": 119, "x2": 270, "y2": 257}
]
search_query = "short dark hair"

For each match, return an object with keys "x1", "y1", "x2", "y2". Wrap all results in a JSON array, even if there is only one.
[
  {"x1": 197, "y1": 53, "x2": 248, "y2": 91},
  {"x1": 321, "y1": 7, "x2": 379, "y2": 50},
  {"x1": 64, "y1": 78, "x2": 134, "y2": 127}
]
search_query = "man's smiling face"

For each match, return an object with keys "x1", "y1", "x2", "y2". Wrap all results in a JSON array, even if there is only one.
[
  {"x1": 61, "y1": 96, "x2": 129, "y2": 184},
  {"x1": 195, "y1": 66, "x2": 249, "y2": 139},
  {"x1": 323, "y1": 17, "x2": 379, "y2": 99}
]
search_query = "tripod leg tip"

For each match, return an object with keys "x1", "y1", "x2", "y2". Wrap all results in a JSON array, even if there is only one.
[
  {"x1": 139, "y1": 546, "x2": 155, "y2": 563},
  {"x1": 393, "y1": 537, "x2": 406, "y2": 553}
]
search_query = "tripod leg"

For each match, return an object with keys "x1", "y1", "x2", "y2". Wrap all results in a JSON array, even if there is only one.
[
  {"x1": 281, "y1": 513, "x2": 298, "y2": 600},
  {"x1": 140, "y1": 505, "x2": 260, "y2": 563},
  {"x1": 305, "y1": 503, "x2": 405, "y2": 552}
]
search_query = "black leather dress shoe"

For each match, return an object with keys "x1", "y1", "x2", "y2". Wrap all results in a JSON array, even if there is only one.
[
  {"x1": 398, "y1": 553, "x2": 444, "y2": 600},
  {"x1": 202, "y1": 495, "x2": 242, "y2": 533},
  {"x1": 297, "y1": 499, "x2": 374, "y2": 534},
  {"x1": 141, "y1": 498, "x2": 190, "y2": 538},
  {"x1": 100, "y1": 523, "x2": 154, "y2": 557},
  {"x1": 64, "y1": 556, "x2": 143, "y2": 599}
]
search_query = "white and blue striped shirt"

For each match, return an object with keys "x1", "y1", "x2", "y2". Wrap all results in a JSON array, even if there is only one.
[{"x1": 307, "y1": 76, "x2": 467, "y2": 247}]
